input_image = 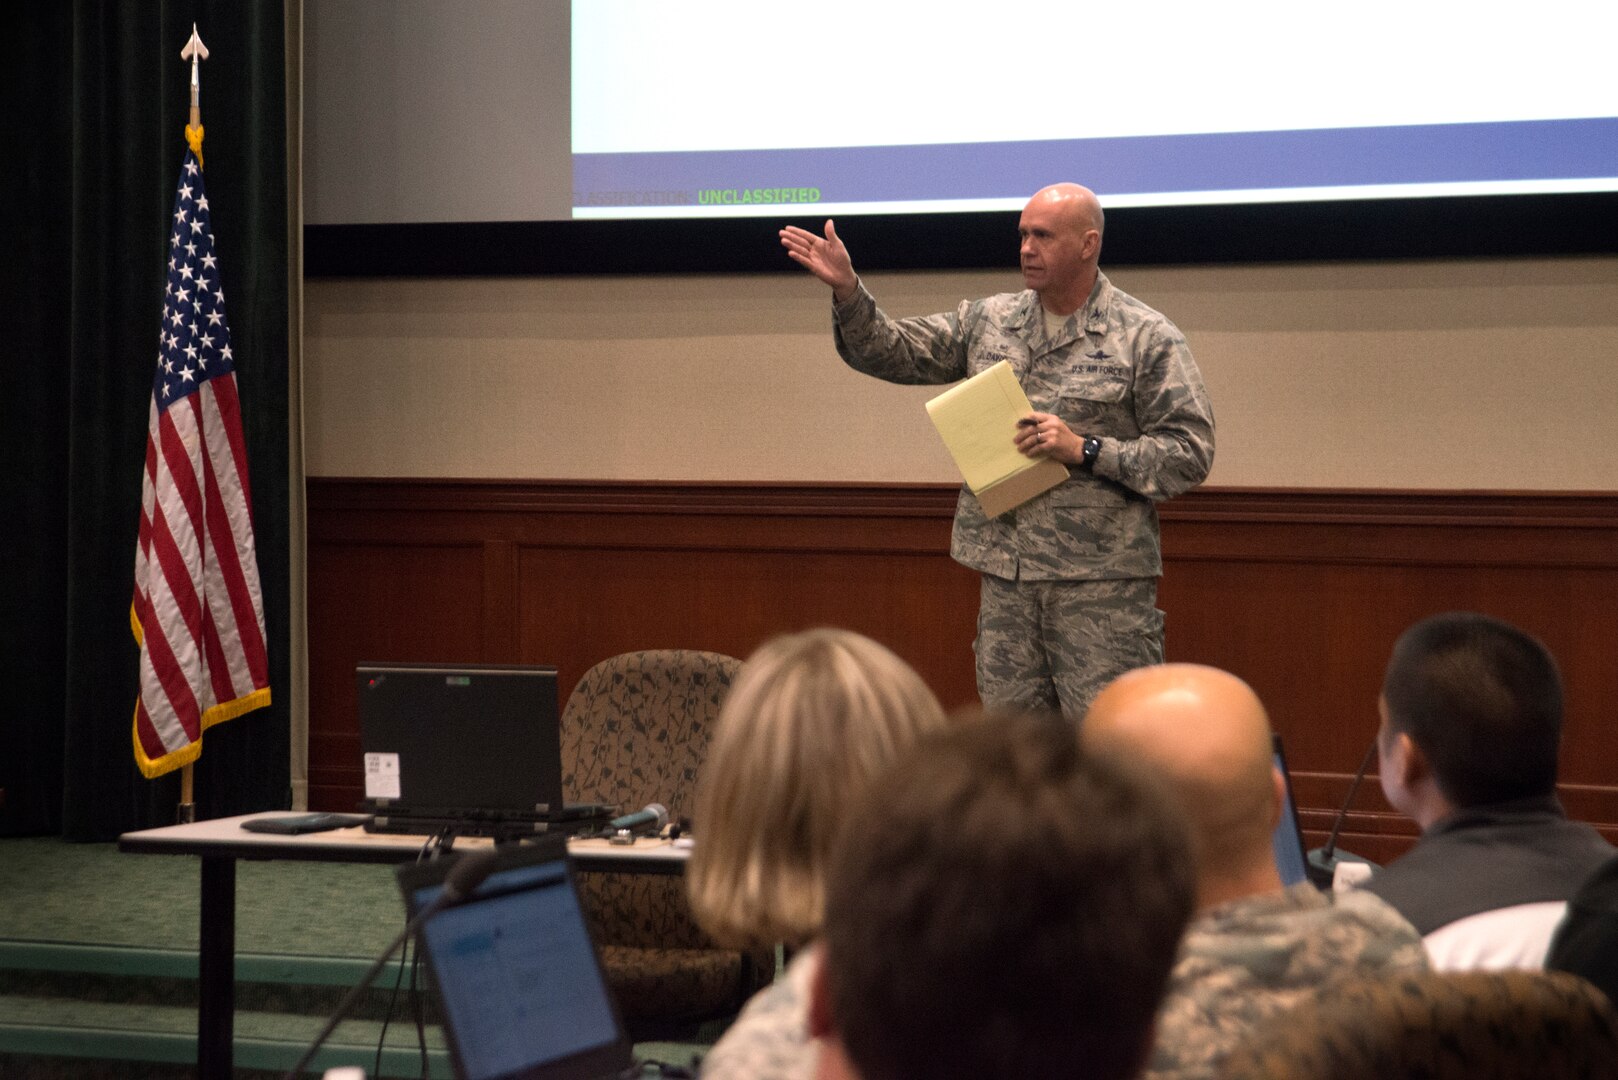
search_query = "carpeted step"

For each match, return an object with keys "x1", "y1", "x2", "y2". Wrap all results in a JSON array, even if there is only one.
[
  {"x1": 0, "y1": 939, "x2": 441, "y2": 1021},
  {"x1": 0, "y1": 992, "x2": 452, "y2": 1078}
]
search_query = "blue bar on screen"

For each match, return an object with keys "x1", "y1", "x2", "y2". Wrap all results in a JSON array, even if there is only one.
[{"x1": 572, "y1": 116, "x2": 1618, "y2": 211}]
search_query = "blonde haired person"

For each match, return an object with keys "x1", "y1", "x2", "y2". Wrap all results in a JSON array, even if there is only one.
[{"x1": 689, "y1": 628, "x2": 949, "y2": 1080}]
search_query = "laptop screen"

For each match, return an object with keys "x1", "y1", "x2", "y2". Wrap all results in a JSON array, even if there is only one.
[
  {"x1": 1271, "y1": 733, "x2": 1311, "y2": 888},
  {"x1": 357, "y1": 663, "x2": 565, "y2": 818},
  {"x1": 399, "y1": 844, "x2": 632, "y2": 1080}
]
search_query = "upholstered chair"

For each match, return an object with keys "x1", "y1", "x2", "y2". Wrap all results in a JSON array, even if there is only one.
[
  {"x1": 560, "y1": 649, "x2": 771, "y2": 1038},
  {"x1": 1216, "y1": 969, "x2": 1618, "y2": 1080}
]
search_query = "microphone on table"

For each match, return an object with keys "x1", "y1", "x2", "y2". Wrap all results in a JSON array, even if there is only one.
[
  {"x1": 283, "y1": 847, "x2": 502, "y2": 1078},
  {"x1": 606, "y1": 802, "x2": 668, "y2": 841},
  {"x1": 1306, "y1": 738, "x2": 1379, "y2": 890}
]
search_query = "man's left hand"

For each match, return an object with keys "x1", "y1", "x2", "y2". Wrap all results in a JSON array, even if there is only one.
[{"x1": 1015, "y1": 413, "x2": 1078, "y2": 464}]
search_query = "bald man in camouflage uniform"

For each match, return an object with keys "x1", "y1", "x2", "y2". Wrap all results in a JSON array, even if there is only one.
[
  {"x1": 1085, "y1": 664, "x2": 1428, "y2": 1080},
  {"x1": 782, "y1": 183, "x2": 1214, "y2": 717}
]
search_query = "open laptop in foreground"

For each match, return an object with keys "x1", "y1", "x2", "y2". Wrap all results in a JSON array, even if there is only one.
[
  {"x1": 357, "y1": 662, "x2": 611, "y2": 837},
  {"x1": 397, "y1": 840, "x2": 636, "y2": 1080}
]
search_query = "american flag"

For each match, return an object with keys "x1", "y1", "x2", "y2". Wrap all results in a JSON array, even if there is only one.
[{"x1": 131, "y1": 149, "x2": 270, "y2": 779}]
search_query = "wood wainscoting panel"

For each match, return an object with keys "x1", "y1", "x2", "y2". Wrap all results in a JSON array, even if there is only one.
[
  {"x1": 513, "y1": 546, "x2": 979, "y2": 713},
  {"x1": 1159, "y1": 488, "x2": 1618, "y2": 859},
  {"x1": 306, "y1": 481, "x2": 979, "y2": 813},
  {"x1": 307, "y1": 480, "x2": 1618, "y2": 861},
  {"x1": 305, "y1": 538, "x2": 491, "y2": 810}
]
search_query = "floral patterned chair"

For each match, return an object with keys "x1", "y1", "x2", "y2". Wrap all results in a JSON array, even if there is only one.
[
  {"x1": 1216, "y1": 969, "x2": 1618, "y2": 1080},
  {"x1": 560, "y1": 649, "x2": 771, "y2": 1038}
]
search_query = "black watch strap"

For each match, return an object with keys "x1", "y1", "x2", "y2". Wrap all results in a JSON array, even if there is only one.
[{"x1": 1081, "y1": 436, "x2": 1101, "y2": 471}]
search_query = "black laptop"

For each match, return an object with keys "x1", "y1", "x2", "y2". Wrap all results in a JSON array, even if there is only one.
[
  {"x1": 357, "y1": 663, "x2": 609, "y2": 837},
  {"x1": 396, "y1": 840, "x2": 634, "y2": 1080},
  {"x1": 1270, "y1": 732, "x2": 1311, "y2": 888}
]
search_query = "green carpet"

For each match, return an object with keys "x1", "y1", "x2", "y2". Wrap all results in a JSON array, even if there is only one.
[
  {"x1": 0, "y1": 837, "x2": 405, "y2": 957},
  {"x1": 0, "y1": 836, "x2": 717, "y2": 1076}
]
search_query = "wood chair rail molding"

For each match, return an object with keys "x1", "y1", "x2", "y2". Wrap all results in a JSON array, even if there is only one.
[{"x1": 306, "y1": 480, "x2": 1618, "y2": 860}]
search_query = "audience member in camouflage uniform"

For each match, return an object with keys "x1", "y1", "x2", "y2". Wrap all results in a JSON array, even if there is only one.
[
  {"x1": 1085, "y1": 664, "x2": 1428, "y2": 1080},
  {"x1": 782, "y1": 183, "x2": 1214, "y2": 718},
  {"x1": 686, "y1": 629, "x2": 949, "y2": 1080},
  {"x1": 698, "y1": 942, "x2": 820, "y2": 1080}
]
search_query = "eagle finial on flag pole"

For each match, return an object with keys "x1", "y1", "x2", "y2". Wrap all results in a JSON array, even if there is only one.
[{"x1": 181, "y1": 24, "x2": 208, "y2": 167}]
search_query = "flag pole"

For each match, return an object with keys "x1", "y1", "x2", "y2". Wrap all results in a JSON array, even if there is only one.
[
  {"x1": 135, "y1": 20, "x2": 271, "y2": 807},
  {"x1": 174, "y1": 23, "x2": 208, "y2": 826},
  {"x1": 178, "y1": 766, "x2": 195, "y2": 823}
]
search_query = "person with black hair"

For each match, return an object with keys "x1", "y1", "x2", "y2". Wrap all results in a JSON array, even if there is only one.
[
  {"x1": 1362, "y1": 611, "x2": 1614, "y2": 969},
  {"x1": 1547, "y1": 853, "x2": 1618, "y2": 1005}
]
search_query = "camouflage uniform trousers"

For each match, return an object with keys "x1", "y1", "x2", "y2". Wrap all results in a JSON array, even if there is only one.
[{"x1": 975, "y1": 573, "x2": 1164, "y2": 720}]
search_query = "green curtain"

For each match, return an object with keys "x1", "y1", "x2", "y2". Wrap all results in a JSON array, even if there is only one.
[{"x1": 1, "y1": 2, "x2": 290, "y2": 840}]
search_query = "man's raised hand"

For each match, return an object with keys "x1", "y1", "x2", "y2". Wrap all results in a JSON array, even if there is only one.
[{"x1": 779, "y1": 219, "x2": 857, "y2": 303}]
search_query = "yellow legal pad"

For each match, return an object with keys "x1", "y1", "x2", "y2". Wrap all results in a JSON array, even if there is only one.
[{"x1": 925, "y1": 361, "x2": 1069, "y2": 517}]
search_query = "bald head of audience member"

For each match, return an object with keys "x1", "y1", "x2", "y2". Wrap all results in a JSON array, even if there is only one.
[{"x1": 1085, "y1": 664, "x2": 1285, "y2": 911}]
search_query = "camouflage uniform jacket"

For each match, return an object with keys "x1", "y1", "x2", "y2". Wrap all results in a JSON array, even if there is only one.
[
  {"x1": 699, "y1": 946, "x2": 817, "y2": 1080},
  {"x1": 1145, "y1": 883, "x2": 1428, "y2": 1080},
  {"x1": 832, "y1": 273, "x2": 1214, "y2": 581}
]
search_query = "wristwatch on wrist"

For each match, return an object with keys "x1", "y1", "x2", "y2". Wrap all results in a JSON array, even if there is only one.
[{"x1": 1081, "y1": 436, "x2": 1101, "y2": 471}]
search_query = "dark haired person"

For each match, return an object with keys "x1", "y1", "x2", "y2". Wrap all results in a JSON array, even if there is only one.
[
  {"x1": 1547, "y1": 853, "x2": 1618, "y2": 1006},
  {"x1": 781, "y1": 183, "x2": 1214, "y2": 719},
  {"x1": 808, "y1": 712, "x2": 1196, "y2": 1080},
  {"x1": 1362, "y1": 611, "x2": 1614, "y2": 969},
  {"x1": 1086, "y1": 664, "x2": 1426, "y2": 1080}
]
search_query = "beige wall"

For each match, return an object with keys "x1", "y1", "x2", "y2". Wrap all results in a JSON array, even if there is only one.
[{"x1": 303, "y1": 255, "x2": 1618, "y2": 489}]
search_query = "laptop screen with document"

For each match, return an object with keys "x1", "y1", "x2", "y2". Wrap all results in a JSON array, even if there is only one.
[{"x1": 397, "y1": 841, "x2": 633, "y2": 1080}]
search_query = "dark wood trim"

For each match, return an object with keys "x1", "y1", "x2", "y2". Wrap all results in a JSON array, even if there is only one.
[
  {"x1": 1161, "y1": 488, "x2": 1618, "y2": 570},
  {"x1": 1165, "y1": 487, "x2": 1618, "y2": 527},
  {"x1": 308, "y1": 477, "x2": 961, "y2": 517},
  {"x1": 481, "y1": 539, "x2": 520, "y2": 664},
  {"x1": 310, "y1": 479, "x2": 1618, "y2": 530}
]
